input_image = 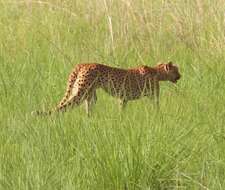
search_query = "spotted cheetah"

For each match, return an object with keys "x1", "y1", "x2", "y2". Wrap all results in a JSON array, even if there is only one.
[{"x1": 33, "y1": 61, "x2": 181, "y2": 116}]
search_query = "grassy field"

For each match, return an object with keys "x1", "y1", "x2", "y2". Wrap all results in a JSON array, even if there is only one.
[{"x1": 0, "y1": 0, "x2": 225, "y2": 189}]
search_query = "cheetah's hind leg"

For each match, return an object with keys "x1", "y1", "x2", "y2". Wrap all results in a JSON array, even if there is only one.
[
  {"x1": 84, "y1": 90, "x2": 97, "y2": 116},
  {"x1": 54, "y1": 80, "x2": 96, "y2": 114}
]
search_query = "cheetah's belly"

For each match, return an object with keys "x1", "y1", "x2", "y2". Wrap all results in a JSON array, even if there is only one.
[{"x1": 100, "y1": 74, "x2": 148, "y2": 100}]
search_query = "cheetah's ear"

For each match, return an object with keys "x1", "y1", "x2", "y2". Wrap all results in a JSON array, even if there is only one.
[{"x1": 168, "y1": 61, "x2": 173, "y2": 66}]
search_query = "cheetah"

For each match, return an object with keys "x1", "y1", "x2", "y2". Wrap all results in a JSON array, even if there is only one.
[{"x1": 33, "y1": 61, "x2": 181, "y2": 116}]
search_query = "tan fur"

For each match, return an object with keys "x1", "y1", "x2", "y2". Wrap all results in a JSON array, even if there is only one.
[{"x1": 34, "y1": 61, "x2": 181, "y2": 116}]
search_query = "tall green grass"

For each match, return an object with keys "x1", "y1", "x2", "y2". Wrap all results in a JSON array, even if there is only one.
[{"x1": 0, "y1": 0, "x2": 225, "y2": 189}]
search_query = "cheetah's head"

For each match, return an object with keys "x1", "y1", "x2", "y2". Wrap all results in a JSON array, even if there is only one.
[
  {"x1": 164, "y1": 61, "x2": 181, "y2": 83},
  {"x1": 157, "y1": 61, "x2": 181, "y2": 83}
]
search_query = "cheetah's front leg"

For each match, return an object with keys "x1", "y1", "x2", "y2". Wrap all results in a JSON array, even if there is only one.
[
  {"x1": 150, "y1": 79, "x2": 160, "y2": 109},
  {"x1": 155, "y1": 80, "x2": 160, "y2": 108},
  {"x1": 118, "y1": 99, "x2": 127, "y2": 110}
]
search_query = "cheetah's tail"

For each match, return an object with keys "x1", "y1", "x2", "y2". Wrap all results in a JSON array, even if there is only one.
[
  {"x1": 57, "y1": 66, "x2": 79, "y2": 108},
  {"x1": 31, "y1": 109, "x2": 55, "y2": 116},
  {"x1": 31, "y1": 66, "x2": 79, "y2": 117},
  {"x1": 31, "y1": 99, "x2": 70, "y2": 116},
  {"x1": 31, "y1": 86, "x2": 76, "y2": 117},
  {"x1": 31, "y1": 99, "x2": 69, "y2": 116}
]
